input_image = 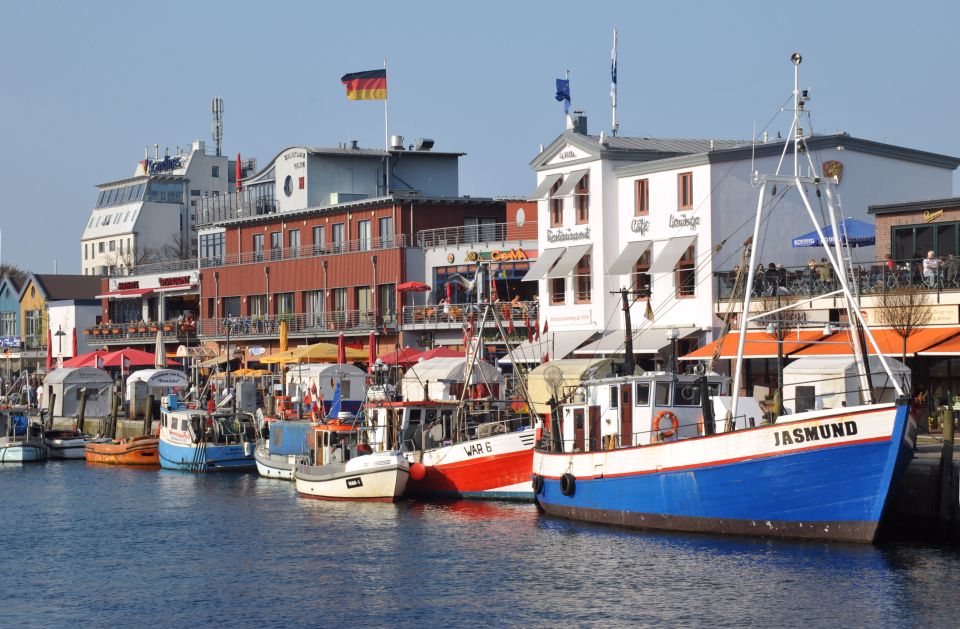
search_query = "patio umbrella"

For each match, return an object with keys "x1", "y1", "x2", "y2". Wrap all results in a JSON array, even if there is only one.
[
  {"x1": 791, "y1": 217, "x2": 875, "y2": 248},
  {"x1": 337, "y1": 333, "x2": 347, "y2": 365},
  {"x1": 154, "y1": 330, "x2": 165, "y2": 369},
  {"x1": 368, "y1": 331, "x2": 377, "y2": 365},
  {"x1": 397, "y1": 281, "x2": 431, "y2": 293},
  {"x1": 63, "y1": 348, "x2": 107, "y2": 368},
  {"x1": 417, "y1": 347, "x2": 462, "y2": 361},
  {"x1": 45, "y1": 329, "x2": 52, "y2": 372},
  {"x1": 100, "y1": 347, "x2": 172, "y2": 368},
  {"x1": 279, "y1": 319, "x2": 288, "y2": 353},
  {"x1": 72, "y1": 328, "x2": 78, "y2": 357},
  {"x1": 259, "y1": 348, "x2": 302, "y2": 365},
  {"x1": 375, "y1": 346, "x2": 423, "y2": 369}
]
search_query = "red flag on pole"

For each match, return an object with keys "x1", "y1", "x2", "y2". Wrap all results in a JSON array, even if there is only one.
[
  {"x1": 490, "y1": 275, "x2": 498, "y2": 302},
  {"x1": 236, "y1": 153, "x2": 243, "y2": 192},
  {"x1": 45, "y1": 329, "x2": 52, "y2": 371},
  {"x1": 524, "y1": 311, "x2": 533, "y2": 343},
  {"x1": 508, "y1": 314, "x2": 515, "y2": 335}
]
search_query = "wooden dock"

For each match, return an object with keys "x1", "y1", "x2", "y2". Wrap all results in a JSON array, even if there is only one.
[{"x1": 886, "y1": 433, "x2": 959, "y2": 537}]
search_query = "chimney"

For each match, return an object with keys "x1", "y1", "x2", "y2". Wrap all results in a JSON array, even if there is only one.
[{"x1": 571, "y1": 110, "x2": 588, "y2": 135}]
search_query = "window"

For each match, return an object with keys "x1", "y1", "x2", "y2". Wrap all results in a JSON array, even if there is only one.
[
  {"x1": 378, "y1": 283, "x2": 395, "y2": 318},
  {"x1": 655, "y1": 382, "x2": 671, "y2": 406},
  {"x1": 675, "y1": 244, "x2": 696, "y2": 297},
  {"x1": 304, "y1": 290, "x2": 324, "y2": 326},
  {"x1": 549, "y1": 178, "x2": 563, "y2": 227},
  {"x1": 283, "y1": 176, "x2": 293, "y2": 197},
  {"x1": 356, "y1": 287, "x2": 372, "y2": 323},
  {"x1": 288, "y1": 229, "x2": 300, "y2": 257},
  {"x1": 108, "y1": 240, "x2": 115, "y2": 252},
  {"x1": 222, "y1": 297, "x2": 241, "y2": 318},
  {"x1": 332, "y1": 223, "x2": 345, "y2": 253},
  {"x1": 212, "y1": 166, "x2": 220, "y2": 177},
  {"x1": 464, "y1": 216, "x2": 497, "y2": 242},
  {"x1": 633, "y1": 250, "x2": 652, "y2": 297},
  {"x1": 270, "y1": 231, "x2": 281, "y2": 260},
  {"x1": 634, "y1": 382, "x2": 650, "y2": 406},
  {"x1": 249, "y1": 294, "x2": 268, "y2": 317},
  {"x1": 98, "y1": 242, "x2": 105, "y2": 253},
  {"x1": 191, "y1": 189, "x2": 201, "y2": 197},
  {"x1": 675, "y1": 382, "x2": 701, "y2": 407},
  {"x1": 575, "y1": 173, "x2": 589, "y2": 223},
  {"x1": 298, "y1": 176, "x2": 305, "y2": 190},
  {"x1": 574, "y1": 254, "x2": 591, "y2": 304},
  {"x1": 252, "y1": 233, "x2": 264, "y2": 262},
  {"x1": 0, "y1": 312, "x2": 15, "y2": 337},
  {"x1": 357, "y1": 220, "x2": 371, "y2": 251},
  {"x1": 549, "y1": 277, "x2": 565, "y2": 305},
  {"x1": 678, "y1": 172, "x2": 693, "y2": 210},
  {"x1": 312, "y1": 226, "x2": 325, "y2": 254},
  {"x1": 379, "y1": 217, "x2": 393, "y2": 247},
  {"x1": 276, "y1": 292, "x2": 295, "y2": 316},
  {"x1": 634, "y1": 179, "x2": 649, "y2": 216},
  {"x1": 609, "y1": 386, "x2": 619, "y2": 408},
  {"x1": 199, "y1": 232, "x2": 224, "y2": 263},
  {"x1": 891, "y1": 222, "x2": 960, "y2": 261}
]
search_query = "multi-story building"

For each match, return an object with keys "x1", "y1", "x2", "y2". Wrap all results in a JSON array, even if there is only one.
[
  {"x1": 80, "y1": 140, "x2": 245, "y2": 276},
  {"x1": 524, "y1": 113, "x2": 960, "y2": 367},
  {"x1": 17, "y1": 274, "x2": 101, "y2": 369}
]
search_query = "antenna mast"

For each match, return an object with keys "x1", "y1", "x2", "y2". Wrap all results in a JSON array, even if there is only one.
[{"x1": 211, "y1": 97, "x2": 224, "y2": 157}]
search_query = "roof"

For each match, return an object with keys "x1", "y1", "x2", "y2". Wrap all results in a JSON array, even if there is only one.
[
  {"x1": 1, "y1": 272, "x2": 25, "y2": 293},
  {"x1": 868, "y1": 196, "x2": 960, "y2": 216},
  {"x1": 31, "y1": 274, "x2": 103, "y2": 301}
]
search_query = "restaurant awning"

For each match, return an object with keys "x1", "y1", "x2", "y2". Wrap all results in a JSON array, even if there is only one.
[
  {"x1": 552, "y1": 169, "x2": 589, "y2": 197},
  {"x1": 545, "y1": 244, "x2": 591, "y2": 278},
  {"x1": 790, "y1": 327, "x2": 960, "y2": 358},
  {"x1": 917, "y1": 335, "x2": 960, "y2": 356},
  {"x1": 95, "y1": 288, "x2": 154, "y2": 299},
  {"x1": 500, "y1": 329, "x2": 597, "y2": 364},
  {"x1": 154, "y1": 283, "x2": 198, "y2": 294},
  {"x1": 529, "y1": 173, "x2": 563, "y2": 199},
  {"x1": 607, "y1": 240, "x2": 652, "y2": 275},
  {"x1": 648, "y1": 235, "x2": 697, "y2": 273},
  {"x1": 680, "y1": 330, "x2": 825, "y2": 360},
  {"x1": 522, "y1": 247, "x2": 566, "y2": 282},
  {"x1": 574, "y1": 326, "x2": 700, "y2": 356}
]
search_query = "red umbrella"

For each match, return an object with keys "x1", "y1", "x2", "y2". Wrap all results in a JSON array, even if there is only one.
[
  {"x1": 72, "y1": 328, "x2": 78, "y2": 357},
  {"x1": 367, "y1": 331, "x2": 377, "y2": 366},
  {"x1": 376, "y1": 346, "x2": 423, "y2": 368},
  {"x1": 45, "y1": 329, "x2": 52, "y2": 371},
  {"x1": 397, "y1": 281, "x2": 431, "y2": 293},
  {"x1": 63, "y1": 348, "x2": 108, "y2": 368},
  {"x1": 417, "y1": 347, "x2": 461, "y2": 361},
  {"x1": 337, "y1": 333, "x2": 347, "y2": 365},
  {"x1": 98, "y1": 347, "x2": 173, "y2": 368}
]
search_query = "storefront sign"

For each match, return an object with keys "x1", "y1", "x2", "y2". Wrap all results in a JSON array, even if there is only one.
[
  {"x1": 159, "y1": 275, "x2": 191, "y2": 288},
  {"x1": 630, "y1": 217, "x2": 650, "y2": 235},
  {"x1": 822, "y1": 160, "x2": 844, "y2": 183},
  {"x1": 668, "y1": 214, "x2": 701, "y2": 231},
  {"x1": 923, "y1": 209, "x2": 945, "y2": 223},
  {"x1": 549, "y1": 312, "x2": 591, "y2": 324},
  {"x1": 117, "y1": 281, "x2": 140, "y2": 290},
  {"x1": 547, "y1": 227, "x2": 591, "y2": 244},
  {"x1": 0, "y1": 336, "x2": 21, "y2": 349},
  {"x1": 861, "y1": 305, "x2": 958, "y2": 326}
]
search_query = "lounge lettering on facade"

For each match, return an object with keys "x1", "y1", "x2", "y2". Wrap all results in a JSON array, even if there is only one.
[
  {"x1": 773, "y1": 420, "x2": 858, "y2": 447},
  {"x1": 547, "y1": 227, "x2": 591, "y2": 243},
  {"x1": 668, "y1": 214, "x2": 701, "y2": 231}
]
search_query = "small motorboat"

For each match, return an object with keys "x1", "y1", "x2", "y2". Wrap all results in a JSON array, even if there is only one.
[
  {"x1": 158, "y1": 397, "x2": 257, "y2": 472},
  {"x1": 294, "y1": 416, "x2": 409, "y2": 502},
  {"x1": 254, "y1": 419, "x2": 312, "y2": 480},
  {"x1": 0, "y1": 409, "x2": 46, "y2": 463},
  {"x1": 85, "y1": 435, "x2": 159, "y2": 466},
  {"x1": 44, "y1": 429, "x2": 110, "y2": 460}
]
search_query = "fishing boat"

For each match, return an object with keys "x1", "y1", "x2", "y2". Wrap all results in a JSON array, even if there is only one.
[
  {"x1": 531, "y1": 54, "x2": 915, "y2": 543},
  {"x1": 293, "y1": 415, "x2": 409, "y2": 501},
  {"x1": 254, "y1": 419, "x2": 312, "y2": 480},
  {"x1": 85, "y1": 435, "x2": 159, "y2": 466},
  {"x1": 0, "y1": 409, "x2": 46, "y2": 463},
  {"x1": 44, "y1": 429, "x2": 111, "y2": 460},
  {"x1": 157, "y1": 397, "x2": 257, "y2": 472}
]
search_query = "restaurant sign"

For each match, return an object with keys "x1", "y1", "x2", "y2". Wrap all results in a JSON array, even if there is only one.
[
  {"x1": 464, "y1": 248, "x2": 531, "y2": 263},
  {"x1": 546, "y1": 227, "x2": 591, "y2": 243},
  {"x1": 0, "y1": 336, "x2": 22, "y2": 349}
]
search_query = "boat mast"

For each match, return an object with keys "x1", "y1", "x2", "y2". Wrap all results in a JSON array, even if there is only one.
[{"x1": 732, "y1": 53, "x2": 903, "y2": 419}]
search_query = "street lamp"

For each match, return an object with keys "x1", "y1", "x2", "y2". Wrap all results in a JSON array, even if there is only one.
[
  {"x1": 224, "y1": 315, "x2": 238, "y2": 390},
  {"x1": 54, "y1": 325, "x2": 66, "y2": 369},
  {"x1": 666, "y1": 327, "x2": 680, "y2": 375}
]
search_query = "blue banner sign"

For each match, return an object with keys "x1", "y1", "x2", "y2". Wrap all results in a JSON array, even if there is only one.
[{"x1": 0, "y1": 336, "x2": 21, "y2": 349}]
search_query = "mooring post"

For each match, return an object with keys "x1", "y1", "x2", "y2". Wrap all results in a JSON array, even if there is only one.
[
  {"x1": 46, "y1": 392, "x2": 56, "y2": 430},
  {"x1": 110, "y1": 385, "x2": 120, "y2": 439},
  {"x1": 142, "y1": 394, "x2": 155, "y2": 437},
  {"x1": 939, "y1": 407, "x2": 956, "y2": 530},
  {"x1": 77, "y1": 387, "x2": 88, "y2": 434}
]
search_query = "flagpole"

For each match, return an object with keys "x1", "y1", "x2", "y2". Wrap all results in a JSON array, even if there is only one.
[
  {"x1": 384, "y1": 57, "x2": 390, "y2": 195},
  {"x1": 611, "y1": 28, "x2": 619, "y2": 136}
]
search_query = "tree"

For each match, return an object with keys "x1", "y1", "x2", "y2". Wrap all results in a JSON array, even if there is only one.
[
  {"x1": 0, "y1": 263, "x2": 28, "y2": 282},
  {"x1": 873, "y1": 286, "x2": 933, "y2": 364}
]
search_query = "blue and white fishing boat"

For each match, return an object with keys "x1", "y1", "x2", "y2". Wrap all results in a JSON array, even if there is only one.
[
  {"x1": 255, "y1": 419, "x2": 312, "y2": 480},
  {"x1": 0, "y1": 409, "x2": 46, "y2": 463},
  {"x1": 531, "y1": 53, "x2": 915, "y2": 543},
  {"x1": 158, "y1": 397, "x2": 256, "y2": 472}
]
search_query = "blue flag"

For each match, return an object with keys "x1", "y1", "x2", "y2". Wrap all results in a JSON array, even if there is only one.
[
  {"x1": 329, "y1": 380, "x2": 342, "y2": 418},
  {"x1": 555, "y1": 78, "x2": 571, "y2": 114}
]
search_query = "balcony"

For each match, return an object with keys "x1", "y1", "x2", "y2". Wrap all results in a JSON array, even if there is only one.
[
  {"x1": 199, "y1": 310, "x2": 398, "y2": 341},
  {"x1": 401, "y1": 301, "x2": 539, "y2": 330},
  {"x1": 105, "y1": 258, "x2": 198, "y2": 278},
  {"x1": 715, "y1": 259, "x2": 960, "y2": 302},
  {"x1": 196, "y1": 191, "x2": 278, "y2": 227},
  {"x1": 417, "y1": 223, "x2": 512, "y2": 248},
  {"x1": 85, "y1": 320, "x2": 197, "y2": 345},
  {"x1": 199, "y1": 234, "x2": 411, "y2": 270}
]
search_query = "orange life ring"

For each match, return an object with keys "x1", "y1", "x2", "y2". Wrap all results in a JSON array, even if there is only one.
[
  {"x1": 698, "y1": 415, "x2": 704, "y2": 437},
  {"x1": 653, "y1": 410, "x2": 679, "y2": 440}
]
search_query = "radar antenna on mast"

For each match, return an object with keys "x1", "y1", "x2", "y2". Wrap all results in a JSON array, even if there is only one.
[{"x1": 211, "y1": 97, "x2": 224, "y2": 157}]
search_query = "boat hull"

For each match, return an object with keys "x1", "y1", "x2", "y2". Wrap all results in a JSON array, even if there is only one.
[
  {"x1": 85, "y1": 437, "x2": 159, "y2": 465},
  {"x1": 254, "y1": 444, "x2": 298, "y2": 480},
  {"x1": 405, "y1": 428, "x2": 536, "y2": 501},
  {"x1": 295, "y1": 453, "x2": 409, "y2": 501},
  {"x1": 0, "y1": 442, "x2": 47, "y2": 463},
  {"x1": 533, "y1": 404, "x2": 912, "y2": 543},
  {"x1": 158, "y1": 438, "x2": 255, "y2": 472},
  {"x1": 46, "y1": 435, "x2": 111, "y2": 460}
]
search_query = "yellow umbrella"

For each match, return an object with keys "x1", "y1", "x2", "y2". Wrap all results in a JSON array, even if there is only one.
[
  {"x1": 259, "y1": 348, "x2": 302, "y2": 364},
  {"x1": 295, "y1": 342, "x2": 368, "y2": 363}
]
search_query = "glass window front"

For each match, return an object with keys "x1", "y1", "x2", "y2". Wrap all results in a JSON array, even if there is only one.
[
  {"x1": 358, "y1": 220, "x2": 371, "y2": 251},
  {"x1": 655, "y1": 382, "x2": 671, "y2": 406}
]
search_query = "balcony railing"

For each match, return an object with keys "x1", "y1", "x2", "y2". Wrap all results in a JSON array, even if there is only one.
[
  {"x1": 196, "y1": 192, "x2": 278, "y2": 227},
  {"x1": 401, "y1": 301, "x2": 539, "y2": 329},
  {"x1": 715, "y1": 258, "x2": 960, "y2": 301},
  {"x1": 105, "y1": 258, "x2": 198, "y2": 278},
  {"x1": 200, "y1": 234, "x2": 411, "y2": 270},
  {"x1": 199, "y1": 310, "x2": 398, "y2": 339},
  {"x1": 417, "y1": 223, "x2": 510, "y2": 249},
  {"x1": 84, "y1": 320, "x2": 197, "y2": 344}
]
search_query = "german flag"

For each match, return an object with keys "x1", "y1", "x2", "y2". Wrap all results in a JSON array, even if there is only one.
[{"x1": 340, "y1": 69, "x2": 387, "y2": 100}]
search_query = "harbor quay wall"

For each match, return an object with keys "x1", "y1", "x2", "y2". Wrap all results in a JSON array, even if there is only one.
[{"x1": 51, "y1": 417, "x2": 157, "y2": 438}]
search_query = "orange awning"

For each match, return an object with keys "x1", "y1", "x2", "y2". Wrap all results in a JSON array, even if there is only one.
[
  {"x1": 681, "y1": 330, "x2": 825, "y2": 360},
  {"x1": 917, "y1": 334, "x2": 960, "y2": 356},
  {"x1": 791, "y1": 327, "x2": 960, "y2": 358}
]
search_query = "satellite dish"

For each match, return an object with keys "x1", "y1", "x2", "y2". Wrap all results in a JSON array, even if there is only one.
[
  {"x1": 544, "y1": 365, "x2": 563, "y2": 401},
  {"x1": 249, "y1": 346, "x2": 266, "y2": 356}
]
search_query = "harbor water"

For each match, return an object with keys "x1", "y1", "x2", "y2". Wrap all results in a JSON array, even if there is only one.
[{"x1": 2, "y1": 462, "x2": 960, "y2": 628}]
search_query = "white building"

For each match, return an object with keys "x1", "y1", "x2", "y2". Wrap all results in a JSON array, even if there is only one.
[
  {"x1": 80, "y1": 140, "x2": 239, "y2": 275},
  {"x1": 524, "y1": 114, "x2": 959, "y2": 365}
]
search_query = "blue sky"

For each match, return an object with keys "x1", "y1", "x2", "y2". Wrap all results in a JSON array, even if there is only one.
[{"x1": 1, "y1": 0, "x2": 958, "y2": 273}]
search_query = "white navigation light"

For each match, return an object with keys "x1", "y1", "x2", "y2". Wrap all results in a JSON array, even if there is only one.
[{"x1": 791, "y1": 52, "x2": 802, "y2": 65}]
